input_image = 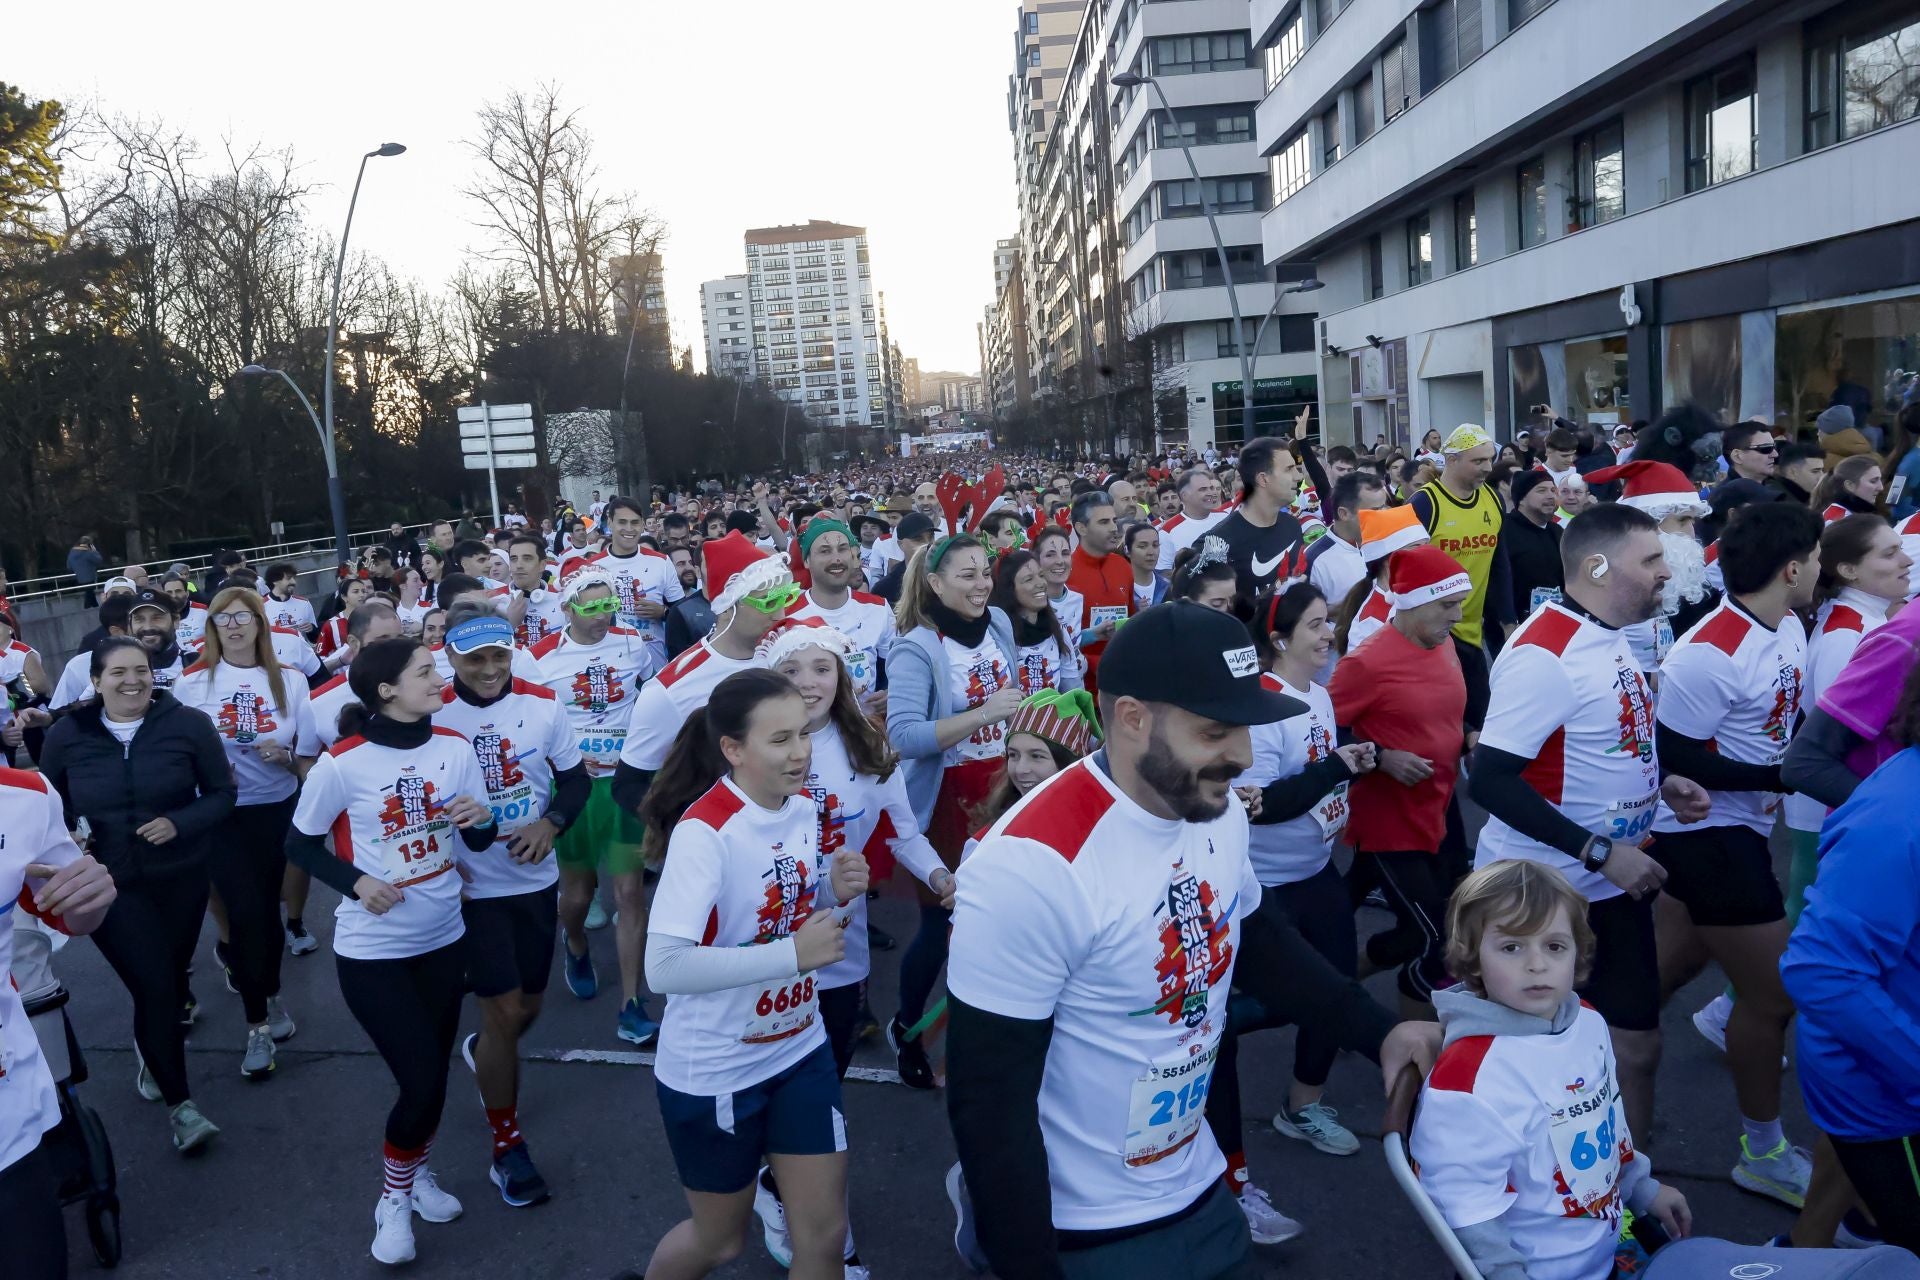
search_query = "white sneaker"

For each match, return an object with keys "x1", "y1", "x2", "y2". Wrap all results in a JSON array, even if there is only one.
[
  {"x1": 265, "y1": 996, "x2": 297, "y2": 1042},
  {"x1": 134, "y1": 1048, "x2": 163, "y2": 1102},
  {"x1": 1272, "y1": 1101, "x2": 1361, "y2": 1156},
  {"x1": 843, "y1": 1266, "x2": 871, "y2": 1279},
  {"x1": 410, "y1": 1167, "x2": 463, "y2": 1222},
  {"x1": 1237, "y1": 1183, "x2": 1304, "y2": 1245},
  {"x1": 945, "y1": 1161, "x2": 988, "y2": 1273},
  {"x1": 1692, "y1": 993, "x2": 1733, "y2": 1053},
  {"x1": 1733, "y1": 1137, "x2": 1813, "y2": 1210},
  {"x1": 752, "y1": 1169, "x2": 794, "y2": 1266},
  {"x1": 371, "y1": 1191, "x2": 416, "y2": 1265}
]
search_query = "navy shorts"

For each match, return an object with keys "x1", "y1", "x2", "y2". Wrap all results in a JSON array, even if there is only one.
[
  {"x1": 657, "y1": 1041, "x2": 846, "y2": 1194},
  {"x1": 461, "y1": 885, "x2": 558, "y2": 998},
  {"x1": 1578, "y1": 892, "x2": 1660, "y2": 1032}
]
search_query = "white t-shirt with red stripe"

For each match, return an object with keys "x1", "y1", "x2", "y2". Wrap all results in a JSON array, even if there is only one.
[
  {"x1": 618, "y1": 639, "x2": 762, "y2": 773},
  {"x1": 1652, "y1": 599, "x2": 1805, "y2": 835},
  {"x1": 1155, "y1": 507, "x2": 1229, "y2": 573},
  {"x1": 0, "y1": 770, "x2": 85, "y2": 1174},
  {"x1": 1236, "y1": 672, "x2": 1346, "y2": 887},
  {"x1": 1784, "y1": 588, "x2": 1889, "y2": 830},
  {"x1": 588, "y1": 547, "x2": 685, "y2": 662},
  {"x1": 511, "y1": 588, "x2": 568, "y2": 649},
  {"x1": 290, "y1": 727, "x2": 487, "y2": 960},
  {"x1": 173, "y1": 660, "x2": 319, "y2": 805},
  {"x1": 1346, "y1": 584, "x2": 1394, "y2": 653},
  {"x1": 530, "y1": 626, "x2": 654, "y2": 778},
  {"x1": 309, "y1": 670, "x2": 359, "y2": 749},
  {"x1": 433, "y1": 679, "x2": 582, "y2": 898},
  {"x1": 947, "y1": 756, "x2": 1262, "y2": 1232},
  {"x1": 1412, "y1": 1005, "x2": 1638, "y2": 1280},
  {"x1": 1475, "y1": 604, "x2": 1658, "y2": 903},
  {"x1": 0, "y1": 640, "x2": 39, "y2": 686},
  {"x1": 1898, "y1": 513, "x2": 1920, "y2": 599},
  {"x1": 787, "y1": 589, "x2": 895, "y2": 702},
  {"x1": 269, "y1": 626, "x2": 321, "y2": 679},
  {"x1": 175, "y1": 602, "x2": 208, "y2": 650},
  {"x1": 264, "y1": 593, "x2": 316, "y2": 636},
  {"x1": 647, "y1": 777, "x2": 827, "y2": 1096}
]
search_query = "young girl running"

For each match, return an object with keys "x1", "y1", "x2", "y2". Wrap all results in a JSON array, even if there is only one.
[
  {"x1": 751, "y1": 617, "x2": 954, "y2": 1274},
  {"x1": 637, "y1": 668, "x2": 870, "y2": 1280},
  {"x1": 284, "y1": 637, "x2": 498, "y2": 1266}
]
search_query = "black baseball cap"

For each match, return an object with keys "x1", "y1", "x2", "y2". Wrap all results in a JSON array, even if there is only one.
[
  {"x1": 1098, "y1": 602, "x2": 1304, "y2": 725},
  {"x1": 894, "y1": 512, "x2": 937, "y2": 541},
  {"x1": 127, "y1": 588, "x2": 178, "y2": 620}
]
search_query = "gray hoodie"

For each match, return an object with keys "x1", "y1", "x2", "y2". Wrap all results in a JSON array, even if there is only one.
[{"x1": 1431, "y1": 987, "x2": 1662, "y2": 1280}]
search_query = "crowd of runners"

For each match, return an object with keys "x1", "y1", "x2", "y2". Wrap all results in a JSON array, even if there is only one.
[{"x1": 8, "y1": 403, "x2": 1920, "y2": 1279}]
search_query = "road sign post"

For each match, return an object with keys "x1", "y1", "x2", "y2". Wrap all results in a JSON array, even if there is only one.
[{"x1": 458, "y1": 402, "x2": 535, "y2": 527}]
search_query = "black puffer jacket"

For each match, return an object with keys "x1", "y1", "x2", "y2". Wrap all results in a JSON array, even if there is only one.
[{"x1": 40, "y1": 691, "x2": 237, "y2": 882}]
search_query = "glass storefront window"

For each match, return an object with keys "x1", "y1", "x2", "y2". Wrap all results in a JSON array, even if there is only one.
[
  {"x1": 1775, "y1": 292, "x2": 1920, "y2": 440},
  {"x1": 1211, "y1": 375, "x2": 1320, "y2": 447},
  {"x1": 1566, "y1": 334, "x2": 1631, "y2": 425},
  {"x1": 1663, "y1": 316, "x2": 1743, "y2": 425}
]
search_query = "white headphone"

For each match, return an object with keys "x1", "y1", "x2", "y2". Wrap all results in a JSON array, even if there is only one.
[{"x1": 1589, "y1": 554, "x2": 1610, "y2": 581}]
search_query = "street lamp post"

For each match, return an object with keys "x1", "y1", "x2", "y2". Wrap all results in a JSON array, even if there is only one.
[
  {"x1": 1111, "y1": 74, "x2": 1326, "y2": 443},
  {"x1": 238, "y1": 365, "x2": 332, "y2": 543},
  {"x1": 320, "y1": 142, "x2": 406, "y2": 568}
]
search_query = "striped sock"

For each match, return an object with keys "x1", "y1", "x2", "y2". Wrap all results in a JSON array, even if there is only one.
[
  {"x1": 383, "y1": 1141, "x2": 425, "y2": 1196},
  {"x1": 1222, "y1": 1151, "x2": 1250, "y2": 1193},
  {"x1": 485, "y1": 1106, "x2": 523, "y2": 1159}
]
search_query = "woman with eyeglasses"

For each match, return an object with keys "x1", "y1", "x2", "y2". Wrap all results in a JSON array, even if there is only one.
[
  {"x1": 173, "y1": 586, "x2": 321, "y2": 1081},
  {"x1": 39, "y1": 636, "x2": 236, "y2": 1152},
  {"x1": 883, "y1": 533, "x2": 1022, "y2": 1089}
]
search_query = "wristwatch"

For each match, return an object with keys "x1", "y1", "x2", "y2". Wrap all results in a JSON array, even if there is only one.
[{"x1": 1579, "y1": 833, "x2": 1612, "y2": 873}]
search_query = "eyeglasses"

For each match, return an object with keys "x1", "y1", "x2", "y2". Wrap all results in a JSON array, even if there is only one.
[
  {"x1": 211, "y1": 611, "x2": 254, "y2": 627},
  {"x1": 568, "y1": 596, "x2": 619, "y2": 616},
  {"x1": 743, "y1": 582, "x2": 802, "y2": 614}
]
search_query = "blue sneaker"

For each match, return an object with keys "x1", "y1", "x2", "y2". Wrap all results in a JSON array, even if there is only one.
[
  {"x1": 616, "y1": 997, "x2": 660, "y2": 1046},
  {"x1": 564, "y1": 947, "x2": 597, "y2": 1000}
]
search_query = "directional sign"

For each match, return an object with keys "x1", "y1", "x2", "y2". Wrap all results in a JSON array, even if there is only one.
[
  {"x1": 460, "y1": 434, "x2": 535, "y2": 455},
  {"x1": 464, "y1": 452, "x2": 537, "y2": 470},
  {"x1": 457, "y1": 403, "x2": 532, "y2": 424}
]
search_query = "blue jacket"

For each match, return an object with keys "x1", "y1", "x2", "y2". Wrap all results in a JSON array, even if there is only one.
[
  {"x1": 885, "y1": 608, "x2": 1020, "y2": 829},
  {"x1": 1891, "y1": 449, "x2": 1920, "y2": 522},
  {"x1": 1781, "y1": 746, "x2": 1920, "y2": 1141}
]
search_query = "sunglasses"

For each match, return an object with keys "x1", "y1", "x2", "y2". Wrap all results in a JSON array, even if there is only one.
[
  {"x1": 568, "y1": 596, "x2": 619, "y2": 616},
  {"x1": 743, "y1": 582, "x2": 802, "y2": 614},
  {"x1": 1742, "y1": 443, "x2": 1778, "y2": 455}
]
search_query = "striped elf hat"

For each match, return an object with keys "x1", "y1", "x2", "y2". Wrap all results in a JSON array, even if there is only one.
[{"x1": 1005, "y1": 688, "x2": 1102, "y2": 760}]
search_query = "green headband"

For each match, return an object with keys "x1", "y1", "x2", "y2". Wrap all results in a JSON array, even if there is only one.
[
  {"x1": 928, "y1": 533, "x2": 978, "y2": 572},
  {"x1": 799, "y1": 517, "x2": 854, "y2": 559}
]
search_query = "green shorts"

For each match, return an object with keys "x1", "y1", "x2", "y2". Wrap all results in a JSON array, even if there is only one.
[{"x1": 555, "y1": 776, "x2": 647, "y2": 876}]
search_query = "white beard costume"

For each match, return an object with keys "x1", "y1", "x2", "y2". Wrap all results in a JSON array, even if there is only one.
[{"x1": 1659, "y1": 531, "x2": 1710, "y2": 617}]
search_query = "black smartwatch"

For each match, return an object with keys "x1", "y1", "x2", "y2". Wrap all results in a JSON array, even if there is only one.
[{"x1": 1579, "y1": 834, "x2": 1612, "y2": 873}]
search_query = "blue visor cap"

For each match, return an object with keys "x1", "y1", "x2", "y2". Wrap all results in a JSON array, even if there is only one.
[{"x1": 447, "y1": 615, "x2": 516, "y2": 655}]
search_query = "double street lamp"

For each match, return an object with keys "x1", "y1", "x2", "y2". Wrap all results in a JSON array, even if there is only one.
[{"x1": 1110, "y1": 71, "x2": 1323, "y2": 440}]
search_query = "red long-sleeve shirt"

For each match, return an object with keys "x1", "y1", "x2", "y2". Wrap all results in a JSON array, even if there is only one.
[
  {"x1": 1329, "y1": 624, "x2": 1466, "y2": 853},
  {"x1": 1066, "y1": 545, "x2": 1135, "y2": 694}
]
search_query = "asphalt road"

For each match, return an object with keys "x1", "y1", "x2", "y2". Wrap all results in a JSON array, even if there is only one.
[{"x1": 41, "y1": 881, "x2": 1805, "y2": 1279}]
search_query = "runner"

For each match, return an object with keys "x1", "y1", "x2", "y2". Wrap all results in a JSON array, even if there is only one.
[
  {"x1": 284, "y1": 636, "x2": 498, "y2": 1266},
  {"x1": 317, "y1": 578, "x2": 374, "y2": 666},
  {"x1": 1033, "y1": 526, "x2": 1086, "y2": 674},
  {"x1": 753, "y1": 617, "x2": 954, "y2": 1276},
  {"x1": 787, "y1": 517, "x2": 895, "y2": 713},
  {"x1": 1646, "y1": 501, "x2": 1820, "y2": 1205},
  {"x1": 529, "y1": 566, "x2": 658, "y2": 1043},
  {"x1": 988, "y1": 549, "x2": 1080, "y2": 695},
  {"x1": 0, "y1": 769, "x2": 117, "y2": 1280},
  {"x1": 433, "y1": 603, "x2": 591, "y2": 1208},
  {"x1": 946, "y1": 603, "x2": 1435, "y2": 1279},
  {"x1": 173, "y1": 587, "x2": 320, "y2": 1079},
  {"x1": 51, "y1": 589, "x2": 187, "y2": 708},
  {"x1": 1064, "y1": 492, "x2": 1133, "y2": 691},
  {"x1": 1166, "y1": 536, "x2": 1238, "y2": 612},
  {"x1": 1304, "y1": 471, "x2": 1387, "y2": 617},
  {"x1": 504, "y1": 533, "x2": 567, "y2": 648},
  {"x1": 591, "y1": 494, "x2": 686, "y2": 667},
  {"x1": 884, "y1": 534, "x2": 1022, "y2": 1089},
  {"x1": 1468, "y1": 500, "x2": 1712, "y2": 1145},
  {"x1": 0, "y1": 608, "x2": 50, "y2": 702},
  {"x1": 634, "y1": 668, "x2": 867, "y2": 1280},
  {"x1": 1212, "y1": 436, "x2": 1308, "y2": 599},
  {"x1": 1154, "y1": 468, "x2": 1229, "y2": 574},
  {"x1": 263, "y1": 564, "x2": 318, "y2": 638},
  {"x1": 1407, "y1": 425, "x2": 1509, "y2": 727},
  {"x1": 1333, "y1": 505, "x2": 1429, "y2": 655}
]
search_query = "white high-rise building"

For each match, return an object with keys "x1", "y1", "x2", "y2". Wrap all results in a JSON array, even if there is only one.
[
  {"x1": 1252, "y1": 0, "x2": 1920, "y2": 447},
  {"x1": 745, "y1": 220, "x2": 885, "y2": 430},
  {"x1": 700, "y1": 275, "x2": 755, "y2": 379}
]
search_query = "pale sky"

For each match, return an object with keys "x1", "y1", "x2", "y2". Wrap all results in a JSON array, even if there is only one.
[{"x1": 18, "y1": 0, "x2": 1019, "y2": 374}]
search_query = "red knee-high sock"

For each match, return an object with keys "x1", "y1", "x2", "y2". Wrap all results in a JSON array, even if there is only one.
[
  {"x1": 1222, "y1": 1151, "x2": 1249, "y2": 1194},
  {"x1": 485, "y1": 1106, "x2": 523, "y2": 1159}
]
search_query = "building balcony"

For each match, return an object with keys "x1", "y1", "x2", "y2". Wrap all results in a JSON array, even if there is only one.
[
  {"x1": 1112, "y1": 0, "x2": 1275, "y2": 84},
  {"x1": 1117, "y1": 140, "x2": 1264, "y2": 228},
  {"x1": 1127, "y1": 280, "x2": 1283, "y2": 334},
  {"x1": 1123, "y1": 208, "x2": 1266, "y2": 282},
  {"x1": 1111, "y1": 67, "x2": 1267, "y2": 160}
]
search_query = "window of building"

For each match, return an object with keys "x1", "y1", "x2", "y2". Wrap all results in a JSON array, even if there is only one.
[
  {"x1": 1152, "y1": 32, "x2": 1251, "y2": 76},
  {"x1": 1028, "y1": 47, "x2": 1041, "y2": 66},
  {"x1": 1158, "y1": 175, "x2": 1267, "y2": 217},
  {"x1": 1517, "y1": 155, "x2": 1548, "y2": 248},
  {"x1": 1406, "y1": 213, "x2": 1433, "y2": 285},
  {"x1": 1382, "y1": 38, "x2": 1411, "y2": 122},
  {"x1": 1265, "y1": 9, "x2": 1306, "y2": 88},
  {"x1": 1453, "y1": 190, "x2": 1477, "y2": 268},
  {"x1": 1160, "y1": 245, "x2": 1265, "y2": 290},
  {"x1": 1312, "y1": 0, "x2": 1349, "y2": 41},
  {"x1": 1270, "y1": 129, "x2": 1312, "y2": 202},
  {"x1": 1353, "y1": 73, "x2": 1377, "y2": 142},
  {"x1": 1214, "y1": 315, "x2": 1316, "y2": 358},
  {"x1": 1153, "y1": 329, "x2": 1185, "y2": 365},
  {"x1": 1158, "y1": 105, "x2": 1258, "y2": 147},
  {"x1": 1805, "y1": 6, "x2": 1920, "y2": 150},
  {"x1": 1366, "y1": 234, "x2": 1384, "y2": 300},
  {"x1": 1573, "y1": 120, "x2": 1625, "y2": 229},
  {"x1": 1685, "y1": 58, "x2": 1757, "y2": 192},
  {"x1": 1423, "y1": 0, "x2": 1484, "y2": 88},
  {"x1": 1510, "y1": 0, "x2": 1555, "y2": 27},
  {"x1": 1320, "y1": 103, "x2": 1342, "y2": 167},
  {"x1": 1025, "y1": 11, "x2": 1039, "y2": 34}
]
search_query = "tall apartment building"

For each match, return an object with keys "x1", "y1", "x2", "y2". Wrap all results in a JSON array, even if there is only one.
[
  {"x1": 984, "y1": 236, "x2": 1036, "y2": 418},
  {"x1": 699, "y1": 274, "x2": 755, "y2": 379},
  {"x1": 1008, "y1": 0, "x2": 1321, "y2": 452},
  {"x1": 744, "y1": 219, "x2": 886, "y2": 430},
  {"x1": 609, "y1": 252, "x2": 672, "y2": 367},
  {"x1": 1252, "y1": 0, "x2": 1920, "y2": 447}
]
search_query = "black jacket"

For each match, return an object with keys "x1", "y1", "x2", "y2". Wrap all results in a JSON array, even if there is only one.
[
  {"x1": 665, "y1": 592, "x2": 715, "y2": 660},
  {"x1": 40, "y1": 691, "x2": 237, "y2": 882}
]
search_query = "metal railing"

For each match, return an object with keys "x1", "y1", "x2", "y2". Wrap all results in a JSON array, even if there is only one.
[{"x1": 9, "y1": 522, "x2": 438, "y2": 604}]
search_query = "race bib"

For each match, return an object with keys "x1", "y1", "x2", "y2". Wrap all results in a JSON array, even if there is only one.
[
  {"x1": 744, "y1": 975, "x2": 818, "y2": 1045},
  {"x1": 844, "y1": 647, "x2": 873, "y2": 691},
  {"x1": 1312, "y1": 782, "x2": 1349, "y2": 840},
  {"x1": 1124, "y1": 1038, "x2": 1219, "y2": 1167},
  {"x1": 380, "y1": 824, "x2": 453, "y2": 888},
  {"x1": 1089, "y1": 604, "x2": 1128, "y2": 631},
  {"x1": 1529, "y1": 586, "x2": 1563, "y2": 615},
  {"x1": 1605, "y1": 791, "x2": 1657, "y2": 843},
  {"x1": 578, "y1": 730, "x2": 627, "y2": 768},
  {"x1": 1546, "y1": 1071, "x2": 1624, "y2": 1215},
  {"x1": 1653, "y1": 616, "x2": 1674, "y2": 664}
]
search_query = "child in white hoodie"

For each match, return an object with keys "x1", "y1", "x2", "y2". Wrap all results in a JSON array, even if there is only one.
[{"x1": 1412, "y1": 861, "x2": 1691, "y2": 1279}]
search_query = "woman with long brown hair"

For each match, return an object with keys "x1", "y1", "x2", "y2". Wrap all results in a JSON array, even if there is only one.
[
  {"x1": 987, "y1": 548, "x2": 1079, "y2": 696},
  {"x1": 174, "y1": 586, "x2": 321, "y2": 1079}
]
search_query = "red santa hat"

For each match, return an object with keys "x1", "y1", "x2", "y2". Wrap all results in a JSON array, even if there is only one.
[
  {"x1": 703, "y1": 531, "x2": 791, "y2": 614},
  {"x1": 1387, "y1": 545, "x2": 1473, "y2": 610},
  {"x1": 1582, "y1": 460, "x2": 1709, "y2": 522}
]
